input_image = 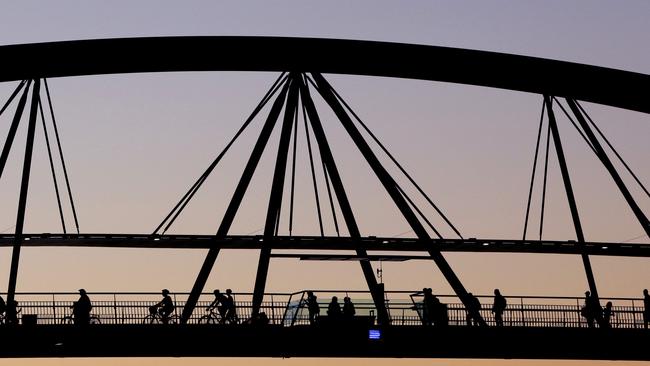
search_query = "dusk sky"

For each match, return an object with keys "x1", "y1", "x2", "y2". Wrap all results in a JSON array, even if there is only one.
[{"x1": 0, "y1": 1, "x2": 649, "y2": 365}]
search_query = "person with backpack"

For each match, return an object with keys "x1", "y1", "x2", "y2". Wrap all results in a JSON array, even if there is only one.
[{"x1": 492, "y1": 289, "x2": 507, "y2": 326}]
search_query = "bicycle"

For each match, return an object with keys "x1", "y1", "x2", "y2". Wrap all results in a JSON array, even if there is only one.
[
  {"x1": 142, "y1": 305, "x2": 180, "y2": 324},
  {"x1": 61, "y1": 313, "x2": 101, "y2": 324},
  {"x1": 0, "y1": 307, "x2": 21, "y2": 325}
]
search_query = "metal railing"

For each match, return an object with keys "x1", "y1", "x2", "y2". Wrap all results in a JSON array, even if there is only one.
[{"x1": 1, "y1": 290, "x2": 647, "y2": 329}]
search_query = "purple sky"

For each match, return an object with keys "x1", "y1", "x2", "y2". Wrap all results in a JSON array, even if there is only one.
[{"x1": 0, "y1": 1, "x2": 649, "y2": 365}]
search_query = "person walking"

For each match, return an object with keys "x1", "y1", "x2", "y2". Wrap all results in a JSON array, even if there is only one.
[{"x1": 492, "y1": 289, "x2": 507, "y2": 327}]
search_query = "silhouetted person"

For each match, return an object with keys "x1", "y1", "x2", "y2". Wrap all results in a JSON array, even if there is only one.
[
  {"x1": 643, "y1": 289, "x2": 650, "y2": 329},
  {"x1": 72, "y1": 289, "x2": 92, "y2": 325},
  {"x1": 327, "y1": 296, "x2": 341, "y2": 319},
  {"x1": 492, "y1": 289, "x2": 507, "y2": 327},
  {"x1": 435, "y1": 300, "x2": 449, "y2": 327},
  {"x1": 5, "y1": 300, "x2": 19, "y2": 325},
  {"x1": 422, "y1": 288, "x2": 436, "y2": 326},
  {"x1": 153, "y1": 289, "x2": 175, "y2": 324},
  {"x1": 343, "y1": 296, "x2": 356, "y2": 321},
  {"x1": 305, "y1": 291, "x2": 320, "y2": 325},
  {"x1": 466, "y1": 293, "x2": 481, "y2": 326},
  {"x1": 207, "y1": 289, "x2": 226, "y2": 320},
  {"x1": 582, "y1": 291, "x2": 602, "y2": 328},
  {"x1": 603, "y1": 301, "x2": 614, "y2": 328},
  {"x1": 222, "y1": 289, "x2": 237, "y2": 324}
]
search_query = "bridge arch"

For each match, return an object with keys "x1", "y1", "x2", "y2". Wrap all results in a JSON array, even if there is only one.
[{"x1": 0, "y1": 36, "x2": 648, "y2": 113}]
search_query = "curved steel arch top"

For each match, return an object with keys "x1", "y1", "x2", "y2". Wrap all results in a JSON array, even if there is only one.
[{"x1": 0, "y1": 36, "x2": 649, "y2": 114}]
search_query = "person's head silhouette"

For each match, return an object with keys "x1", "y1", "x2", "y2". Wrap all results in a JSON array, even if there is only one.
[
  {"x1": 213, "y1": 289, "x2": 220, "y2": 295},
  {"x1": 226, "y1": 289, "x2": 232, "y2": 295},
  {"x1": 79, "y1": 289, "x2": 86, "y2": 295},
  {"x1": 644, "y1": 289, "x2": 648, "y2": 296},
  {"x1": 162, "y1": 289, "x2": 170, "y2": 296},
  {"x1": 494, "y1": 289, "x2": 501, "y2": 296}
]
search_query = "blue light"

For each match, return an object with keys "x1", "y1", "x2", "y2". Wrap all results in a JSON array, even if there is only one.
[{"x1": 368, "y1": 329, "x2": 382, "y2": 340}]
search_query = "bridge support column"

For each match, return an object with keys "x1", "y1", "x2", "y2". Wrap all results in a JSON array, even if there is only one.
[
  {"x1": 181, "y1": 80, "x2": 291, "y2": 323},
  {"x1": 7, "y1": 79, "x2": 40, "y2": 305},
  {"x1": 310, "y1": 73, "x2": 487, "y2": 326},
  {"x1": 545, "y1": 95, "x2": 602, "y2": 320},
  {"x1": 299, "y1": 76, "x2": 392, "y2": 326},
  {"x1": 252, "y1": 74, "x2": 300, "y2": 317},
  {"x1": 565, "y1": 99, "x2": 650, "y2": 239}
]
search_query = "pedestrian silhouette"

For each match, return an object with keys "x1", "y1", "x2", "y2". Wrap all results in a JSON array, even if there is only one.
[
  {"x1": 72, "y1": 289, "x2": 92, "y2": 325},
  {"x1": 603, "y1": 301, "x2": 614, "y2": 328},
  {"x1": 222, "y1": 289, "x2": 237, "y2": 324},
  {"x1": 492, "y1": 289, "x2": 507, "y2": 327},
  {"x1": 466, "y1": 292, "x2": 481, "y2": 326},
  {"x1": 581, "y1": 291, "x2": 603, "y2": 328},
  {"x1": 422, "y1": 288, "x2": 436, "y2": 326},
  {"x1": 435, "y1": 298, "x2": 449, "y2": 327},
  {"x1": 327, "y1": 296, "x2": 341, "y2": 319},
  {"x1": 643, "y1": 289, "x2": 650, "y2": 329},
  {"x1": 304, "y1": 291, "x2": 320, "y2": 325},
  {"x1": 343, "y1": 296, "x2": 356, "y2": 321}
]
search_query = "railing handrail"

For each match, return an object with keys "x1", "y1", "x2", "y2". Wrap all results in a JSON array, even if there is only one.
[{"x1": 0, "y1": 290, "x2": 644, "y2": 302}]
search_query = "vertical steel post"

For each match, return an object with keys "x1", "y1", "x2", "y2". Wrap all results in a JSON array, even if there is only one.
[
  {"x1": 299, "y1": 76, "x2": 391, "y2": 325},
  {"x1": 7, "y1": 79, "x2": 40, "y2": 305},
  {"x1": 180, "y1": 80, "x2": 291, "y2": 323},
  {"x1": 566, "y1": 98, "x2": 650, "y2": 239},
  {"x1": 545, "y1": 95, "x2": 601, "y2": 317},
  {"x1": 311, "y1": 73, "x2": 486, "y2": 326},
  {"x1": 251, "y1": 75, "x2": 300, "y2": 317}
]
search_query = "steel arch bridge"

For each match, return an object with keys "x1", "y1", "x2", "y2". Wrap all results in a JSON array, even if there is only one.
[{"x1": 0, "y1": 37, "x2": 649, "y2": 360}]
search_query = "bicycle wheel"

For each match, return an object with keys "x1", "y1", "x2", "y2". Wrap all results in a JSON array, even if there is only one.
[
  {"x1": 90, "y1": 316, "x2": 101, "y2": 324},
  {"x1": 199, "y1": 314, "x2": 216, "y2": 324},
  {"x1": 142, "y1": 314, "x2": 161, "y2": 324},
  {"x1": 167, "y1": 315, "x2": 180, "y2": 324},
  {"x1": 61, "y1": 316, "x2": 74, "y2": 325}
]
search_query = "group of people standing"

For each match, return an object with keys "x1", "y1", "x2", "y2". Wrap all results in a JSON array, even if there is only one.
[
  {"x1": 581, "y1": 289, "x2": 650, "y2": 329},
  {"x1": 303, "y1": 291, "x2": 356, "y2": 324}
]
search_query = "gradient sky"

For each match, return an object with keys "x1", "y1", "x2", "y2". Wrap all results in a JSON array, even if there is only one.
[{"x1": 0, "y1": 1, "x2": 649, "y2": 365}]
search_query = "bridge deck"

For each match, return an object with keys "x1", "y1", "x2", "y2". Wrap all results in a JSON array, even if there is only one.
[
  {"x1": 1, "y1": 324, "x2": 649, "y2": 360},
  {"x1": 2, "y1": 234, "x2": 650, "y2": 257}
]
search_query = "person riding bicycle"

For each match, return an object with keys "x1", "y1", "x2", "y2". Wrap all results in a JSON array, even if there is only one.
[
  {"x1": 206, "y1": 289, "x2": 227, "y2": 320},
  {"x1": 152, "y1": 289, "x2": 175, "y2": 324},
  {"x1": 72, "y1": 289, "x2": 93, "y2": 325}
]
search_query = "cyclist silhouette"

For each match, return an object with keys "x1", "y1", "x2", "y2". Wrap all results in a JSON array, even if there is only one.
[
  {"x1": 152, "y1": 289, "x2": 175, "y2": 324},
  {"x1": 72, "y1": 289, "x2": 93, "y2": 325},
  {"x1": 207, "y1": 289, "x2": 227, "y2": 320}
]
